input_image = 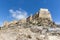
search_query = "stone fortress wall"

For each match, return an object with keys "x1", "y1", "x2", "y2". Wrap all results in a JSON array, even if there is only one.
[
  {"x1": 26, "y1": 8, "x2": 52, "y2": 22},
  {"x1": 3, "y1": 8, "x2": 53, "y2": 27},
  {"x1": 39, "y1": 8, "x2": 52, "y2": 21}
]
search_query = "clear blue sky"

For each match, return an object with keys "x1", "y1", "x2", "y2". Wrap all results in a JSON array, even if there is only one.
[{"x1": 0, "y1": 0, "x2": 60, "y2": 26}]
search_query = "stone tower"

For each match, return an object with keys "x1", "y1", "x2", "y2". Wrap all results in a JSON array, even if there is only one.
[{"x1": 39, "y1": 8, "x2": 52, "y2": 21}]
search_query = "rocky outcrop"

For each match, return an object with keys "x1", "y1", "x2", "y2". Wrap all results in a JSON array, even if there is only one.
[
  {"x1": 26, "y1": 8, "x2": 57, "y2": 27},
  {"x1": 0, "y1": 26, "x2": 60, "y2": 40},
  {"x1": 0, "y1": 8, "x2": 59, "y2": 40}
]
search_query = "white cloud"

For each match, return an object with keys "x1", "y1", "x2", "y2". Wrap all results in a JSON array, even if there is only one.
[
  {"x1": 9, "y1": 8, "x2": 28, "y2": 20},
  {"x1": 55, "y1": 22, "x2": 60, "y2": 25}
]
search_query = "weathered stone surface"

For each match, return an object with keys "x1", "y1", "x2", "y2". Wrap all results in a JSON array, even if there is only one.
[
  {"x1": 0, "y1": 8, "x2": 59, "y2": 40},
  {"x1": 0, "y1": 27, "x2": 60, "y2": 40}
]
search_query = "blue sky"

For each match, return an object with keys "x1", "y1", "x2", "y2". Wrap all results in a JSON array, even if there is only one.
[{"x1": 0, "y1": 0, "x2": 60, "y2": 26}]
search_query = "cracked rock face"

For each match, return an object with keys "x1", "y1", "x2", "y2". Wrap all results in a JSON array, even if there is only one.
[{"x1": 0, "y1": 27, "x2": 60, "y2": 40}]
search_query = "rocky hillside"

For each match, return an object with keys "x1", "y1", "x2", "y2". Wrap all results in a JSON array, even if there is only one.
[
  {"x1": 0, "y1": 24, "x2": 60, "y2": 40},
  {"x1": 0, "y1": 8, "x2": 60, "y2": 40}
]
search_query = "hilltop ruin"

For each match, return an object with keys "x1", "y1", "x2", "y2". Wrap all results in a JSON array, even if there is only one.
[
  {"x1": 2, "y1": 8, "x2": 57, "y2": 28},
  {"x1": 0, "y1": 8, "x2": 60, "y2": 40}
]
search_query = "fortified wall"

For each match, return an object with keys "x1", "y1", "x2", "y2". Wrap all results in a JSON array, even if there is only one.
[
  {"x1": 3, "y1": 8, "x2": 55, "y2": 27},
  {"x1": 26, "y1": 8, "x2": 52, "y2": 22},
  {"x1": 39, "y1": 8, "x2": 52, "y2": 21}
]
